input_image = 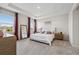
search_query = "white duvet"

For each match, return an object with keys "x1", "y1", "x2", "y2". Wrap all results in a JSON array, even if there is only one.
[
  {"x1": 3, "y1": 33, "x2": 14, "y2": 38},
  {"x1": 30, "y1": 33, "x2": 54, "y2": 46}
]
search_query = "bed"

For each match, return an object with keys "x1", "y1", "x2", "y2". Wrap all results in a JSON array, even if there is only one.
[{"x1": 30, "y1": 33, "x2": 54, "y2": 46}]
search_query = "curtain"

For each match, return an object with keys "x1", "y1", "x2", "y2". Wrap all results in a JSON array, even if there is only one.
[
  {"x1": 34, "y1": 19, "x2": 37, "y2": 33},
  {"x1": 15, "y1": 13, "x2": 18, "y2": 40},
  {"x1": 27, "y1": 17, "x2": 30, "y2": 38}
]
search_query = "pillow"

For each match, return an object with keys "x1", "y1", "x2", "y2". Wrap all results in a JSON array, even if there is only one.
[
  {"x1": 42, "y1": 31, "x2": 45, "y2": 33},
  {"x1": 46, "y1": 31, "x2": 52, "y2": 34}
]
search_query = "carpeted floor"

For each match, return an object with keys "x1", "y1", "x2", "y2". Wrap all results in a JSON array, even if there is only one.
[{"x1": 16, "y1": 39, "x2": 79, "y2": 55}]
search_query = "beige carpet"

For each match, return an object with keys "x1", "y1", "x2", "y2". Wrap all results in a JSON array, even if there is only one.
[{"x1": 16, "y1": 39, "x2": 79, "y2": 55}]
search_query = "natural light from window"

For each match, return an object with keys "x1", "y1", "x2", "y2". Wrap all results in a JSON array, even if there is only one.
[{"x1": 0, "y1": 13, "x2": 14, "y2": 34}]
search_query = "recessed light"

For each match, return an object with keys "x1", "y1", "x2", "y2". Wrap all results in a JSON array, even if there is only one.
[{"x1": 37, "y1": 6, "x2": 40, "y2": 9}]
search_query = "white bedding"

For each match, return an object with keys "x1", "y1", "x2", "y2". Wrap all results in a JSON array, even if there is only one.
[
  {"x1": 30, "y1": 33, "x2": 54, "y2": 46},
  {"x1": 3, "y1": 33, "x2": 14, "y2": 38}
]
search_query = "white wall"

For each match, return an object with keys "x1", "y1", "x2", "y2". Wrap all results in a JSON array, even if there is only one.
[
  {"x1": 37, "y1": 20, "x2": 44, "y2": 32},
  {"x1": 18, "y1": 13, "x2": 28, "y2": 39},
  {"x1": 38, "y1": 14, "x2": 69, "y2": 40},
  {"x1": 68, "y1": 10, "x2": 73, "y2": 45},
  {"x1": 51, "y1": 14, "x2": 69, "y2": 40},
  {"x1": 69, "y1": 4, "x2": 79, "y2": 47},
  {"x1": 73, "y1": 8, "x2": 79, "y2": 47}
]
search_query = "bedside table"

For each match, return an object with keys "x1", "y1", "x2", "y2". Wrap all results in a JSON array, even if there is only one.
[{"x1": 54, "y1": 32, "x2": 64, "y2": 40}]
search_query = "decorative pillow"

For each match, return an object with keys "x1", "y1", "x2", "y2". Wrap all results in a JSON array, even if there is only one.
[
  {"x1": 47, "y1": 31, "x2": 52, "y2": 34},
  {"x1": 42, "y1": 31, "x2": 45, "y2": 33}
]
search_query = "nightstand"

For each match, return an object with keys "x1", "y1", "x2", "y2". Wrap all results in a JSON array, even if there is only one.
[{"x1": 54, "y1": 32, "x2": 64, "y2": 40}]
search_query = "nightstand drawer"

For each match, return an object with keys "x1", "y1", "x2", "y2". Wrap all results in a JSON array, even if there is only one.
[{"x1": 54, "y1": 32, "x2": 64, "y2": 40}]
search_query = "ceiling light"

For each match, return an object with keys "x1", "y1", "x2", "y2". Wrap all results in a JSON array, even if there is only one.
[{"x1": 37, "y1": 6, "x2": 40, "y2": 9}]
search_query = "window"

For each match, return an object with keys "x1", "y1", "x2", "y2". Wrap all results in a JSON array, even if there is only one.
[{"x1": 0, "y1": 13, "x2": 14, "y2": 34}]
